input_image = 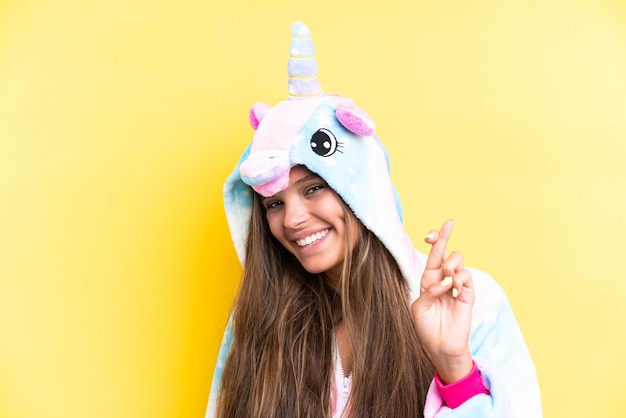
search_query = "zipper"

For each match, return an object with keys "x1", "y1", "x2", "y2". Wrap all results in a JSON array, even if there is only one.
[
  {"x1": 336, "y1": 336, "x2": 352, "y2": 398},
  {"x1": 342, "y1": 375, "x2": 351, "y2": 398}
]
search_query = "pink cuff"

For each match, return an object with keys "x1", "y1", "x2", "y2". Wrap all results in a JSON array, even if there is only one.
[{"x1": 434, "y1": 361, "x2": 490, "y2": 409}]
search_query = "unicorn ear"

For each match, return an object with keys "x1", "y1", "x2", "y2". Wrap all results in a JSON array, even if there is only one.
[
  {"x1": 336, "y1": 101, "x2": 376, "y2": 136},
  {"x1": 249, "y1": 102, "x2": 271, "y2": 130}
]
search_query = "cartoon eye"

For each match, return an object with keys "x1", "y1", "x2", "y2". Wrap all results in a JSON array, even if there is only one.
[{"x1": 310, "y1": 128, "x2": 338, "y2": 157}]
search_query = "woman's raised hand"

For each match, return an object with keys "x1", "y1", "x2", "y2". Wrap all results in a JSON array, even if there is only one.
[{"x1": 411, "y1": 220, "x2": 475, "y2": 384}]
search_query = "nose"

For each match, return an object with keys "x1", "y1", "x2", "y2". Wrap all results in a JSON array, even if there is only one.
[{"x1": 283, "y1": 196, "x2": 308, "y2": 229}]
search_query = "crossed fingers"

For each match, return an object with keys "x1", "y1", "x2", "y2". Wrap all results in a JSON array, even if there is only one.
[{"x1": 420, "y1": 220, "x2": 471, "y2": 299}]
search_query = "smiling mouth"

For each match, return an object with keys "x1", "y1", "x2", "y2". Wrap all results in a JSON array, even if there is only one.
[{"x1": 295, "y1": 229, "x2": 329, "y2": 247}]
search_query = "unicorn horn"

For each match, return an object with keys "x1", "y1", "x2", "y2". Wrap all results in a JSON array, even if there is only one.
[{"x1": 288, "y1": 22, "x2": 323, "y2": 100}]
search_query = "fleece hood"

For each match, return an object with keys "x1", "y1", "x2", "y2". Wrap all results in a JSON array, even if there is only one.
[{"x1": 223, "y1": 22, "x2": 423, "y2": 285}]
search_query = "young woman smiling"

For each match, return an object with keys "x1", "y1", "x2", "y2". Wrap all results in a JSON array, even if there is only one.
[{"x1": 206, "y1": 22, "x2": 542, "y2": 418}]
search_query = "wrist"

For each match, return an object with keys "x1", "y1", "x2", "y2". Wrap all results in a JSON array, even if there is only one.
[{"x1": 431, "y1": 351, "x2": 473, "y2": 384}]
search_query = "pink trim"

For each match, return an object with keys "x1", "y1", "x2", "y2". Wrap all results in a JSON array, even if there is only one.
[{"x1": 434, "y1": 360, "x2": 490, "y2": 409}]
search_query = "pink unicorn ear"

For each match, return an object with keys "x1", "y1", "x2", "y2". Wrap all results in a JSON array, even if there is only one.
[
  {"x1": 336, "y1": 101, "x2": 376, "y2": 136},
  {"x1": 249, "y1": 102, "x2": 271, "y2": 130}
]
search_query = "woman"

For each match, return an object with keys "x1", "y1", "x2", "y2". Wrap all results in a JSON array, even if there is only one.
[{"x1": 206, "y1": 22, "x2": 542, "y2": 417}]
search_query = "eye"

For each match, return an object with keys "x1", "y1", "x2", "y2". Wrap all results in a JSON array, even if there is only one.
[
  {"x1": 264, "y1": 200, "x2": 283, "y2": 210},
  {"x1": 310, "y1": 128, "x2": 338, "y2": 157},
  {"x1": 306, "y1": 184, "x2": 324, "y2": 194}
]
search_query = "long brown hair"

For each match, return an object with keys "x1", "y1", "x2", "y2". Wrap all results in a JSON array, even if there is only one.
[{"x1": 216, "y1": 191, "x2": 434, "y2": 417}]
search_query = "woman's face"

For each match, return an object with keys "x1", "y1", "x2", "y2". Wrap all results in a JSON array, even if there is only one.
[{"x1": 262, "y1": 165, "x2": 359, "y2": 286}]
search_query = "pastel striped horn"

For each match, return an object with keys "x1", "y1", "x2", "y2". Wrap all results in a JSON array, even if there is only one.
[{"x1": 288, "y1": 22, "x2": 323, "y2": 100}]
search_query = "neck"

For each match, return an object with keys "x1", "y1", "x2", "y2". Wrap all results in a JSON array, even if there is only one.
[{"x1": 323, "y1": 265, "x2": 343, "y2": 291}]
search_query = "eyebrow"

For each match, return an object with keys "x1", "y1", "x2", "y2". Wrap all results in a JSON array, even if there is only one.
[{"x1": 292, "y1": 173, "x2": 322, "y2": 188}]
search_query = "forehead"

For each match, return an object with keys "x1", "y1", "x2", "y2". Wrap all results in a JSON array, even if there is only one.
[
  {"x1": 289, "y1": 165, "x2": 315, "y2": 181},
  {"x1": 287, "y1": 165, "x2": 328, "y2": 188}
]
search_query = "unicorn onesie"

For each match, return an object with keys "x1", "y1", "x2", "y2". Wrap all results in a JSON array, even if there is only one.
[{"x1": 207, "y1": 22, "x2": 542, "y2": 417}]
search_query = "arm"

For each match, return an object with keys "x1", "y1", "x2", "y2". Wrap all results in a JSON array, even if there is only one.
[
  {"x1": 411, "y1": 221, "x2": 541, "y2": 417},
  {"x1": 423, "y1": 268, "x2": 542, "y2": 417}
]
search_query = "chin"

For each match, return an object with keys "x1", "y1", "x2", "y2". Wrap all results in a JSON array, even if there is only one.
[
  {"x1": 301, "y1": 261, "x2": 343, "y2": 280},
  {"x1": 298, "y1": 261, "x2": 332, "y2": 275},
  {"x1": 301, "y1": 264, "x2": 326, "y2": 275}
]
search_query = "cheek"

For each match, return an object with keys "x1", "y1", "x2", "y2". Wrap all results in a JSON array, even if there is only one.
[
  {"x1": 265, "y1": 213, "x2": 284, "y2": 240},
  {"x1": 347, "y1": 215, "x2": 361, "y2": 250}
]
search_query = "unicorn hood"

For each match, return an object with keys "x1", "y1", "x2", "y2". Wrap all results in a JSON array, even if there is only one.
[{"x1": 223, "y1": 22, "x2": 423, "y2": 285}]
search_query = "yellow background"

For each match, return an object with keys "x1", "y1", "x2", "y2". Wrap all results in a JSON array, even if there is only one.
[{"x1": 1, "y1": 0, "x2": 625, "y2": 417}]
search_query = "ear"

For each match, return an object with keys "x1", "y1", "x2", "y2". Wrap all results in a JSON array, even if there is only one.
[
  {"x1": 249, "y1": 102, "x2": 271, "y2": 130},
  {"x1": 336, "y1": 101, "x2": 376, "y2": 136}
]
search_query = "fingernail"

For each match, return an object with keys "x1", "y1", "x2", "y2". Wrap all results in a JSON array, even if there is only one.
[
  {"x1": 452, "y1": 288, "x2": 459, "y2": 298},
  {"x1": 441, "y1": 276, "x2": 453, "y2": 287},
  {"x1": 425, "y1": 233, "x2": 435, "y2": 240}
]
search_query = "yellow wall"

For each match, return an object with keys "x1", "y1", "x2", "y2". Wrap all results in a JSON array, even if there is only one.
[{"x1": 1, "y1": 0, "x2": 625, "y2": 417}]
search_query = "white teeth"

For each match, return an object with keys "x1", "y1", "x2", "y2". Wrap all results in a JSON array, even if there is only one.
[{"x1": 296, "y1": 229, "x2": 328, "y2": 247}]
